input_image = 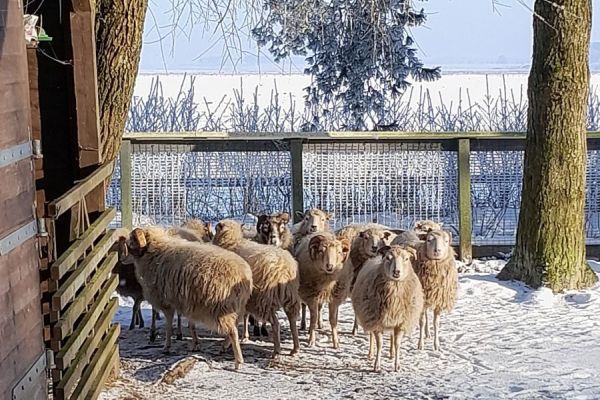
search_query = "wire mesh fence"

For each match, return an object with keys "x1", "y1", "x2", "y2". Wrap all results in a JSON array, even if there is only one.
[{"x1": 105, "y1": 139, "x2": 600, "y2": 246}]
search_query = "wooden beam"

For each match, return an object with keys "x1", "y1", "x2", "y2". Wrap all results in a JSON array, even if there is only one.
[
  {"x1": 47, "y1": 161, "x2": 114, "y2": 218},
  {"x1": 54, "y1": 277, "x2": 118, "y2": 371},
  {"x1": 49, "y1": 209, "x2": 115, "y2": 281},
  {"x1": 52, "y1": 252, "x2": 116, "y2": 336},
  {"x1": 51, "y1": 232, "x2": 115, "y2": 311},
  {"x1": 120, "y1": 140, "x2": 133, "y2": 229},
  {"x1": 70, "y1": 0, "x2": 101, "y2": 167},
  {"x1": 54, "y1": 303, "x2": 118, "y2": 399},
  {"x1": 457, "y1": 138, "x2": 473, "y2": 263}
]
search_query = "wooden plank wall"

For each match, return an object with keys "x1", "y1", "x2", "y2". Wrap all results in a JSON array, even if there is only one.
[{"x1": 0, "y1": 0, "x2": 47, "y2": 398}]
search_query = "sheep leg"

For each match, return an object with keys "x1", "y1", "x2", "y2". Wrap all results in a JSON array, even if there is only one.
[
  {"x1": 260, "y1": 322, "x2": 269, "y2": 337},
  {"x1": 328, "y1": 302, "x2": 340, "y2": 349},
  {"x1": 389, "y1": 332, "x2": 395, "y2": 360},
  {"x1": 300, "y1": 303, "x2": 307, "y2": 331},
  {"x1": 220, "y1": 316, "x2": 244, "y2": 369},
  {"x1": 418, "y1": 311, "x2": 426, "y2": 350},
  {"x1": 351, "y1": 314, "x2": 359, "y2": 335},
  {"x1": 307, "y1": 301, "x2": 318, "y2": 347},
  {"x1": 284, "y1": 307, "x2": 300, "y2": 356},
  {"x1": 242, "y1": 314, "x2": 250, "y2": 342},
  {"x1": 189, "y1": 321, "x2": 199, "y2": 351},
  {"x1": 162, "y1": 309, "x2": 175, "y2": 353},
  {"x1": 176, "y1": 313, "x2": 183, "y2": 341},
  {"x1": 150, "y1": 308, "x2": 158, "y2": 343},
  {"x1": 130, "y1": 297, "x2": 142, "y2": 330},
  {"x1": 424, "y1": 310, "x2": 430, "y2": 339},
  {"x1": 317, "y1": 303, "x2": 324, "y2": 330},
  {"x1": 433, "y1": 309, "x2": 441, "y2": 351},
  {"x1": 393, "y1": 328, "x2": 404, "y2": 372},
  {"x1": 270, "y1": 311, "x2": 281, "y2": 357},
  {"x1": 367, "y1": 332, "x2": 375, "y2": 360},
  {"x1": 374, "y1": 331, "x2": 383, "y2": 373},
  {"x1": 137, "y1": 306, "x2": 145, "y2": 328}
]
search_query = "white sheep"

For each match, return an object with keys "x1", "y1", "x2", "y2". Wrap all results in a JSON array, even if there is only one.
[
  {"x1": 295, "y1": 232, "x2": 351, "y2": 348},
  {"x1": 416, "y1": 229, "x2": 458, "y2": 351},
  {"x1": 213, "y1": 219, "x2": 301, "y2": 356},
  {"x1": 116, "y1": 227, "x2": 253, "y2": 369},
  {"x1": 351, "y1": 245, "x2": 424, "y2": 372}
]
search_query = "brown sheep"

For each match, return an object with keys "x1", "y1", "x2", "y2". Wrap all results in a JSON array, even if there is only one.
[
  {"x1": 213, "y1": 219, "x2": 301, "y2": 356},
  {"x1": 295, "y1": 232, "x2": 351, "y2": 348},
  {"x1": 292, "y1": 208, "x2": 334, "y2": 331},
  {"x1": 351, "y1": 245, "x2": 424, "y2": 372},
  {"x1": 416, "y1": 229, "x2": 458, "y2": 351},
  {"x1": 116, "y1": 227, "x2": 253, "y2": 369}
]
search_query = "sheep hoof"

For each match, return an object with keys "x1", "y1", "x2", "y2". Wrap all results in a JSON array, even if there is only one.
[
  {"x1": 253, "y1": 326, "x2": 261, "y2": 337},
  {"x1": 417, "y1": 342, "x2": 424, "y2": 351},
  {"x1": 176, "y1": 334, "x2": 183, "y2": 341},
  {"x1": 241, "y1": 336, "x2": 249, "y2": 344},
  {"x1": 367, "y1": 353, "x2": 374, "y2": 361},
  {"x1": 261, "y1": 326, "x2": 269, "y2": 337},
  {"x1": 332, "y1": 341, "x2": 340, "y2": 350},
  {"x1": 162, "y1": 347, "x2": 172, "y2": 354},
  {"x1": 351, "y1": 328, "x2": 357, "y2": 335},
  {"x1": 234, "y1": 361, "x2": 244, "y2": 370},
  {"x1": 271, "y1": 351, "x2": 281, "y2": 359},
  {"x1": 317, "y1": 322, "x2": 323, "y2": 330},
  {"x1": 307, "y1": 336, "x2": 316, "y2": 347},
  {"x1": 289, "y1": 348, "x2": 299, "y2": 356},
  {"x1": 373, "y1": 365, "x2": 382, "y2": 373},
  {"x1": 300, "y1": 323, "x2": 306, "y2": 331},
  {"x1": 149, "y1": 332, "x2": 157, "y2": 343}
]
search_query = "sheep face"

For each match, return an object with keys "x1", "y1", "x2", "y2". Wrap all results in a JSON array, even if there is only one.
[
  {"x1": 424, "y1": 230, "x2": 452, "y2": 260},
  {"x1": 378, "y1": 246, "x2": 417, "y2": 281},
  {"x1": 296, "y1": 208, "x2": 333, "y2": 234},
  {"x1": 256, "y1": 212, "x2": 290, "y2": 246},
  {"x1": 309, "y1": 235, "x2": 350, "y2": 274},
  {"x1": 358, "y1": 229, "x2": 394, "y2": 256},
  {"x1": 182, "y1": 219, "x2": 213, "y2": 242},
  {"x1": 213, "y1": 219, "x2": 244, "y2": 246}
]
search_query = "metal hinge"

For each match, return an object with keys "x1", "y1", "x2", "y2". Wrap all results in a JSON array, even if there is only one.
[
  {"x1": 0, "y1": 220, "x2": 38, "y2": 256},
  {"x1": 32, "y1": 139, "x2": 43, "y2": 159},
  {"x1": 0, "y1": 142, "x2": 33, "y2": 169},
  {"x1": 12, "y1": 351, "x2": 47, "y2": 400},
  {"x1": 37, "y1": 218, "x2": 48, "y2": 237}
]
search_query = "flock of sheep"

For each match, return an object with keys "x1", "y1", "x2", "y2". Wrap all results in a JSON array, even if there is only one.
[{"x1": 112, "y1": 209, "x2": 458, "y2": 372}]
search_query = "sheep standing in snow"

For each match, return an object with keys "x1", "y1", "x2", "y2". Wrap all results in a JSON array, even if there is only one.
[
  {"x1": 352, "y1": 245, "x2": 424, "y2": 372},
  {"x1": 416, "y1": 229, "x2": 458, "y2": 351},
  {"x1": 213, "y1": 219, "x2": 301, "y2": 356},
  {"x1": 116, "y1": 227, "x2": 253, "y2": 369},
  {"x1": 249, "y1": 212, "x2": 294, "y2": 337},
  {"x1": 346, "y1": 227, "x2": 397, "y2": 335},
  {"x1": 295, "y1": 232, "x2": 351, "y2": 348},
  {"x1": 292, "y1": 208, "x2": 334, "y2": 330}
]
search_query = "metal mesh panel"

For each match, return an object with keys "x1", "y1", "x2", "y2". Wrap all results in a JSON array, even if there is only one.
[
  {"x1": 111, "y1": 144, "x2": 291, "y2": 227},
  {"x1": 470, "y1": 149, "x2": 600, "y2": 245},
  {"x1": 106, "y1": 159, "x2": 122, "y2": 227},
  {"x1": 302, "y1": 142, "x2": 459, "y2": 235}
]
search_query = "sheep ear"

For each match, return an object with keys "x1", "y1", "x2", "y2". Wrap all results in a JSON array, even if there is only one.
[
  {"x1": 279, "y1": 212, "x2": 290, "y2": 224},
  {"x1": 256, "y1": 215, "x2": 269, "y2": 228},
  {"x1": 383, "y1": 231, "x2": 393, "y2": 239},
  {"x1": 405, "y1": 246, "x2": 418, "y2": 260},
  {"x1": 445, "y1": 230, "x2": 452, "y2": 243},
  {"x1": 131, "y1": 228, "x2": 147, "y2": 248},
  {"x1": 326, "y1": 212, "x2": 334, "y2": 220},
  {"x1": 309, "y1": 235, "x2": 325, "y2": 260},
  {"x1": 117, "y1": 237, "x2": 129, "y2": 258},
  {"x1": 358, "y1": 231, "x2": 365, "y2": 238},
  {"x1": 340, "y1": 238, "x2": 351, "y2": 262},
  {"x1": 377, "y1": 246, "x2": 391, "y2": 256},
  {"x1": 417, "y1": 233, "x2": 428, "y2": 241},
  {"x1": 389, "y1": 229, "x2": 405, "y2": 235},
  {"x1": 295, "y1": 211, "x2": 305, "y2": 219}
]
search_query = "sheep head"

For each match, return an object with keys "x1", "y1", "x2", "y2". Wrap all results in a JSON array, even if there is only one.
[
  {"x1": 414, "y1": 220, "x2": 443, "y2": 240},
  {"x1": 125, "y1": 228, "x2": 149, "y2": 257},
  {"x1": 296, "y1": 208, "x2": 334, "y2": 234},
  {"x1": 182, "y1": 219, "x2": 213, "y2": 242},
  {"x1": 378, "y1": 245, "x2": 417, "y2": 281},
  {"x1": 213, "y1": 219, "x2": 243, "y2": 248},
  {"x1": 309, "y1": 235, "x2": 350, "y2": 275},
  {"x1": 256, "y1": 212, "x2": 290, "y2": 247},
  {"x1": 358, "y1": 229, "x2": 396, "y2": 256},
  {"x1": 424, "y1": 229, "x2": 452, "y2": 260}
]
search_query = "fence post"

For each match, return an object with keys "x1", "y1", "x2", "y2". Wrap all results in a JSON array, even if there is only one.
[
  {"x1": 458, "y1": 138, "x2": 472, "y2": 263},
  {"x1": 120, "y1": 140, "x2": 133, "y2": 229},
  {"x1": 290, "y1": 139, "x2": 304, "y2": 224}
]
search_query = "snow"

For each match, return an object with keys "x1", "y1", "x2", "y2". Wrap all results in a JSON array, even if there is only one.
[{"x1": 100, "y1": 260, "x2": 600, "y2": 400}]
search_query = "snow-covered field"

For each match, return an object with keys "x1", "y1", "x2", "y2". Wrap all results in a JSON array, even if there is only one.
[{"x1": 100, "y1": 260, "x2": 600, "y2": 400}]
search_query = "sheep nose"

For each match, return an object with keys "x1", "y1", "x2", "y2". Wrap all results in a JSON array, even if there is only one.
[
  {"x1": 392, "y1": 270, "x2": 401, "y2": 278},
  {"x1": 310, "y1": 225, "x2": 317, "y2": 232},
  {"x1": 371, "y1": 246, "x2": 378, "y2": 253},
  {"x1": 325, "y1": 263, "x2": 334, "y2": 272}
]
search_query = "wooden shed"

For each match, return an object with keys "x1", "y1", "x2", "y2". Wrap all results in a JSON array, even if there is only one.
[{"x1": 1, "y1": 0, "x2": 120, "y2": 398}]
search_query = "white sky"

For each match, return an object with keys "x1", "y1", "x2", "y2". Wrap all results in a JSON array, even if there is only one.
[{"x1": 139, "y1": 0, "x2": 600, "y2": 73}]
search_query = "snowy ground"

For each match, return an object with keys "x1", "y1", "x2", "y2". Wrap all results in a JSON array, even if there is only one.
[{"x1": 100, "y1": 260, "x2": 600, "y2": 400}]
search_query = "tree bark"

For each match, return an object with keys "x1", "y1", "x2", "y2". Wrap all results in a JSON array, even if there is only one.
[
  {"x1": 95, "y1": 0, "x2": 149, "y2": 162},
  {"x1": 498, "y1": 0, "x2": 597, "y2": 291}
]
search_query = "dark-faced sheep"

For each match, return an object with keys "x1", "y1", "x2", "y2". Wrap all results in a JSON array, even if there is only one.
[
  {"x1": 213, "y1": 219, "x2": 301, "y2": 356},
  {"x1": 351, "y1": 245, "x2": 424, "y2": 372},
  {"x1": 116, "y1": 227, "x2": 253, "y2": 369},
  {"x1": 416, "y1": 229, "x2": 458, "y2": 351},
  {"x1": 295, "y1": 232, "x2": 351, "y2": 348}
]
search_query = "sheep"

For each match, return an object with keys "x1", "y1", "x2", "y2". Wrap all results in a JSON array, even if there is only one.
[
  {"x1": 181, "y1": 218, "x2": 214, "y2": 242},
  {"x1": 335, "y1": 222, "x2": 391, "y2": 243},
  {"x1": 414, "y1": 220, "x2": 443, "y2": 237},
  {"x1": 249, "y1": 212, "x2": 294, "y2": 337},
  {"x1": 416, "y1": 229, "x2": 458, "y2": 351},
  {"x1": 346, "y1": 227, "x2": 397, "y2": 335},
  {"x1": 116, "y1": 227, "x2": 253, "y2": 369},
  {"x1": 212, "y1": 219, "x2": 301, "y2": 356},
  {"x1": 295, "y1": 232, "x2": 351, "y2": 348},
  {"x1": 112, "y1": 260, "x2": 146, "y2": 330},
  {"x1": 292, "y1": 208, "x2": 334, "y2": 330},
  {"x1": 351, "y1": 245, "x2": 424, "y2": 372},
  {"x1": 391, "y1": 220, "x2": 444, "y2": 249}
]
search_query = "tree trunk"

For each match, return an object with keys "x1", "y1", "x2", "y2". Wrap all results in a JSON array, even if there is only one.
[
  {"x1": 497, "y1": 0, "x2": 597, "y2": 292},
  {"x1": 95, "y1": 0, "x2": 148, "y2": 162}
]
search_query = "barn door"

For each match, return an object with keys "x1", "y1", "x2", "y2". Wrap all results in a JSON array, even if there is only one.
[{"x1": 0, "y1": 0, "x2": 48, "y2": 399}]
